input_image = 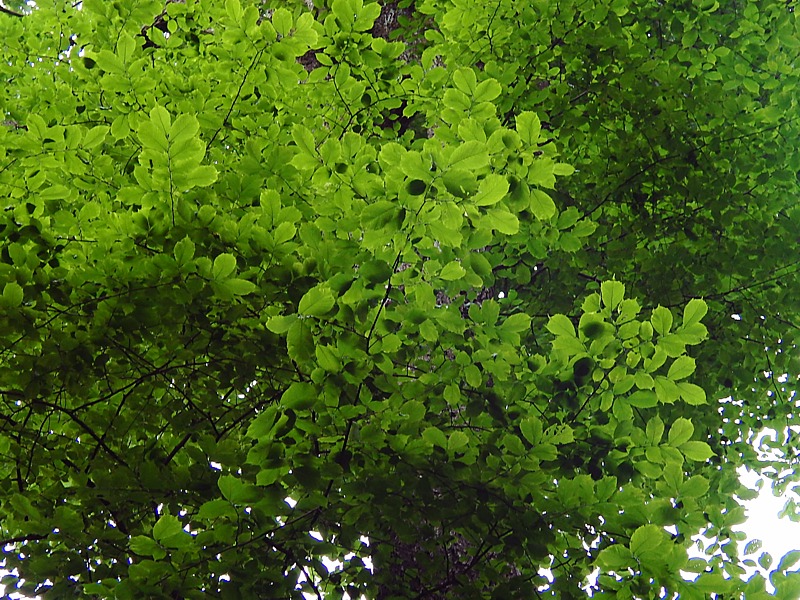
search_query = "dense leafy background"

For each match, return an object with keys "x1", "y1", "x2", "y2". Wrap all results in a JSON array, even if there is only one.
[{"x1": 1, "y1": 0, "x2": 800, "y2": 598}]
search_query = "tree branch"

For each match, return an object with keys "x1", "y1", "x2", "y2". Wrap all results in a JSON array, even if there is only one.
[{"x1": 0, "y1": 3, "x2": 24, "y2": 17}]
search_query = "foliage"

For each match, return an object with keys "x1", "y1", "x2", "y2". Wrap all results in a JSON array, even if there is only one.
[{"x1": 0, "y1": 0, "x2": 799, "y2": 597}]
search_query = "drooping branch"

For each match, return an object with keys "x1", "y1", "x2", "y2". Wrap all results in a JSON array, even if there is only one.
[{"x1": 0, "y1": 3, "x2": 24, "y2": 17}]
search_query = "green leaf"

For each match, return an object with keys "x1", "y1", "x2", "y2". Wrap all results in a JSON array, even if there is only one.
[
  {"x1": 266, "y1": 315, "x2": 297, "y2": 334},
  {"x1": 635, "y1": 460, "x2": 663, "y2": 478},
  {"x1": 630, "y1": 524, "x2": 665, "y2": 557},
  {"x1": 553, "y1": 163, "x2": 575, "y2": 176},
  {"x1": 117, "y1": 32, "x2": 137, "y2": 63},
  {"x1": 651, "y1": 306, "x2": 674, "y2": 336},
  {"x1": 680, "y1": 475, "x2": 710, "y2": 498},
  {"x1": 401, "y1": 400, "x2": 426, "y2": 422},
  {"x1": 152, "y1": 513, "x2": 184, "y2": 546},
  {"x1": 778, "y1": 550, "x2": 800, "y2": 572},
  {"x1": 272, "y1": 7, "x2": 293, "y2": 36},
  {"x1": 169, "y1": 114, "x2": 200, "y2": 150},
  {"x1": 658, "y1": 334, "x2": 686, "y2": 358},
  {"x1": 129, "y1": 536, "x2": 166, "y2": 560},
  {"x1": 183, "y1": 165, "x2": 218, "y2": 187},
  {"x1": 519, "y1": 417, "x2": 542, "y2": 445},
  {"x1": 226, "y1": 0, "x2": 243, "y2": 21},
  {"x1": 281, "y1": 382, "x2": 317, "y2": 410},
  {"x1": 680, "y1": 441, "x2": 714, "y2": 461},
  {"x1": 222, "y1": 278, "x2": 257, "y2": 296},
  {"x1": 246, "y1": 408, "x2": 278, "y2": 439},
  {"x1": 743, "y1": 539, "x2": 763, "y2": 556},
  {"x1": 423, "y1": 426, "x2": 448, "y2": 449},
  {"x1": 452, "y1": 68, "x2": 477, "y2": 94},
  {"x1": 667, "y1": 356, "x2": 696, "y2": 381},
  {"x1": 515, "y1": 111, "x2": 541, "y2": 146},
  {"x1": 440, "y1": 261, "x2": 466, "y2": 280},
  {"x1": 484, "y1": 207, "x2": 519, "y2": 234},
  {"x1": 677, "y1": 382, "x2": 707, "y2": 405},
  {"x1": 683, "y1": 298, "x2": 708, "y2": 327},
  {"x1": 298, "y1": 285, "x2": 335, "y2": 316},
  {"x1": 596, "y1": 545, "x2": 634, "y2": 570},
  {"x1": 473, "y1": 79, "x2": 502, "y2": 103},
  {"x1": 529, "y1": 189, "x2": 556, "y2": 220},
  {"x1": 212, "y1": 253, "x2": 237, "y2": 280},
  {"x1": 83, "y1": 126, "x2": 108, "y2": 149},
  {"x1": 3, "y1": 282, "x2": 23, "y2": 307},
  {"x1": 546, "y1": 314, "x2": 576, "y2": 337},
  {"x1": 473, "y1": 173, "x2": 510, "y2": 206},
  {"x1": 646, "y1": 416, "x2": 664, "y2": 444},
  {"x1": 628, "y1": 390, "x2": 657, "y2": 408},
  {"x1": 139, "y1": 105, "x2": 171, "y2": 152},
  {"x1": 601, "y1": 280, "x2": 625, "y2": 310},
  {"x1": 315, "y1": 344, "x2": 341, "y2": 371},
  {"x1": 173, "y1": 236, "x2": 195, "y2": 266},
  {"x1": 501, "y1": 313, "x2": 531, "y2": 333},
  {"x1": 287, "y1": 320, "x2": 314, "y2": 363},
  {"x1": 218, "y1": 475, "x2": 258, "y2": 504},
  {"x1": 448, "y1": 141, "x2": 489, "y2": 171},
  {"x1": 291, "y1": 124, "x2": 316, "y2": 155},
  {"x1": 545, "y1": 424, "x2": 574, "y2": 445},
  {"x1": 448, "y1": 431, "x2": 469, "y2": 452},
  {"x1": 419, "y1": 319, "x2": 438, "y2": 342},
  {"x1": 331, "y1": 0, "x2": 355, "y2": 27},
  {"x1": 197, "y1": 499, "x2": 238, "y2": 520},
  {"x1": 668, "y1": 418, "x2": 695, "y2": 446}
]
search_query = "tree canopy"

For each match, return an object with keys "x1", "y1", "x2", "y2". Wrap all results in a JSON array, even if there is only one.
[{"x1": 1, "y1": 0, "x2": 800, "y2": 597}]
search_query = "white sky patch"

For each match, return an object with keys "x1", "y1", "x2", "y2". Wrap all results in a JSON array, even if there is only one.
[
  {"x1": 735, "y1": 426, "x2": 800, "y2": 585},
  {"x1": 738, "y1": 468, "x2": 800, "y2": 561}
]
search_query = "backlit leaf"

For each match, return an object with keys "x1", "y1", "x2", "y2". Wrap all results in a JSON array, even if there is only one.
[
  {"x1": 680, "y1": 441, "x2": 714, "y2": 461},
  {"x1": 3, "y1": 282, "x2": 23, "y2": 307},
  {"x1": 683, "y1": 298, "x2": 708, "y2": 327},
  {"x1": 667, "y1": 356, "x2": 696, "y2": 381},
  {"x1": 530, "y1": 189, "x2": 556, "y2": 220},
  {"x1": 668, "y1": 418, "x2": 695, "y2": 446},
  {"x1": 298, "y1": 285, "x2": 335, "y2": 316},
  {"x1": 546, "y1": 314, "x2": 576, "y2": 337}
]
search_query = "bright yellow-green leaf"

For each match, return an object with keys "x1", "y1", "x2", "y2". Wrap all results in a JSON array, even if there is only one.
[
  {"x1": 515, "y1": 111, "x2": 541, "y2": 145},
  {"x1": 440, "y1": 261, "x2": 466, "y2": 280},
  {"x1": 601, "y1": 280, "x2": 625, "y2": 310},
  {"x1": 553, "y1": 163, "x2": 575, "y2": 176},
  {"x1": 530, "y1": 189, "x2": 556, "y2": 220},
  {"x1": 682, "y1": 298, "x2": 708, "y2": 327},
  {"x1": 484, "y1": 207, "x2": 519, "y2": 234},
  {"x1": 3, "y1": 282, "x2": 23, "y2": 307},
  {"x1": 473, "y1": 173, "x2": 509, "y2": 206},
  {"x1": 299, "y1": 285, "x2": 335, "y2": 316},
  {"x1": 448, "y1": 141, "x2": 489, "y2": 171},
  {"x1": 473, "y1": 78, "x2": 502, "y2": 103},
  {"x1": 546, "y1": 314, "x2": 576, "y2": 337},
  {"x1": 223, "y1": 278, "x2": 256, "y2": 296},
  {"x1": 651, "y1": 306, "x2": 673, "y2": 336},
  {"x1": 502, "y1": 313, "x2": 531, "y2": 333},
  {"x1": 667, "y1": 356, "x2": 696, "y2": 381},
  {"x1": 630, "y1": 524, "x2": 666, "y2": 557},
  {"x1": 82, "y1": 126, "x2": 108, "y2": 149},
  {"x1": 212, "y1": 253, "x2": 237, "y2": 280},
  {"x1": 272, "y1": 7, "x2": 293, "y2": 36},
  {"x1": 668, "y1": 417, "x2": 695, "y2": 446},
  {"x1": 680, "y1": 440, "x2": 714, "y2": 461},
  {"x1": 448, "y1": 431, "x2": 469, "y2": 452},
  {"x1": 677, "y1": 382, "x2": 707, "y2": 405}
]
